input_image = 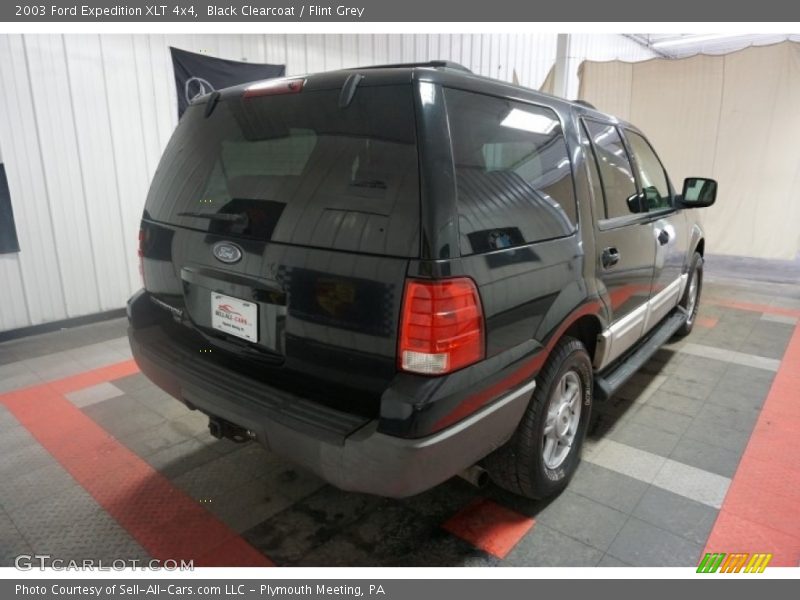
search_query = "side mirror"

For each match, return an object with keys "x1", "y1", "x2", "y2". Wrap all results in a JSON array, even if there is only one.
[
  {"x1": 679, "y1": 177, "x2": 717, "y2": 208},
  {"x1": 626, "y1": 192, "x2": 646, "y2": 214}
]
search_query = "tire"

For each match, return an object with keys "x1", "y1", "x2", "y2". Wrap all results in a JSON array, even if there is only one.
[
  {"x1": 674, "y1": 251, "x2": 703, "y2": 337},
  {"x1": 484, "y1": 336, "x2": 593, "y2": 500}
]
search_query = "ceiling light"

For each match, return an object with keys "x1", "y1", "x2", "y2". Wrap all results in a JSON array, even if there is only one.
[
  {"x1": 651, "y1": 34, "x2": 744, "y2": 49},
  {"x1": 500, "y1": 109, "x2": 558, "y2": 135}
]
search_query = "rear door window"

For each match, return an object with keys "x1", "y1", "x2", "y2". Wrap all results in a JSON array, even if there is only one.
[
  {"x1": 444, "y1": 88, "x2": 577, "y2": 255},
  {"x1": 144, "y1": 85, "x2": 420, "y2": 257}
]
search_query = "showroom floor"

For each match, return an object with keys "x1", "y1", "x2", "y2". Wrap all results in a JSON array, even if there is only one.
[{"x1": 1, "y1": 272, "x2": 799, "y2": 568}]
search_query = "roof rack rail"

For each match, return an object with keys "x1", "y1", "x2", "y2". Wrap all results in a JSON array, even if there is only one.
[
  {"x1": 573, "y1": 99, "x2": 597, "y2": 110},
  {"x1": 347, "y1": 61, "x2": 472, "y2": 73}
]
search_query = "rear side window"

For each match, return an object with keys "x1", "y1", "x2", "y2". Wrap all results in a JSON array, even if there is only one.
[
  {"x1": 445, "y1": 88, "x2": 577, "y2": 255},
  {"x1": 145, "y1": 85, "x2": 420, "y2": 257},
  {"x1": 583, "y1": 120, "x2": 638, "y2": 220}
]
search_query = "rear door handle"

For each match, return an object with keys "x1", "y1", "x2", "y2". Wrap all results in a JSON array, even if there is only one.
[
  {"x1": 657, "y1": 229, "x2": 670, "y2": 246},
  {"x1": 601, "y1": 247, "x2": 620, "y2": 269}
]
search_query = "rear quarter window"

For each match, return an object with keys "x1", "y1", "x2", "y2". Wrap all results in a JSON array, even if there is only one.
[{"x1": 444, "y1": 88, "x2": 577, "y2": 256}]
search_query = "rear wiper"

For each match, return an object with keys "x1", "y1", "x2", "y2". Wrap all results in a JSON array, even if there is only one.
[{"x1": 177, "y1": 211, "x2": 247, "y2": 223}]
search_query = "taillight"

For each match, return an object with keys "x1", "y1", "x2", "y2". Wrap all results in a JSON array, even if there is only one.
[
  {"x1": 137, "y1": 228, "x2": 146, "y2": 286},
  {"x1": 398, "y1": 278, "x2": 485, "y2": 375},
  {"x1": 243, "y1": 78, "x2": 305, "y2": 99}
]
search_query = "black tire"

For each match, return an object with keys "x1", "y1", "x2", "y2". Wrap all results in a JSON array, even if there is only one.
[
  {"x1": 484, "y1": 336, "x2": 593, "y2": 500},
  {"x1": 674, "y1": 251, "x2": 703, "y2": 337}
]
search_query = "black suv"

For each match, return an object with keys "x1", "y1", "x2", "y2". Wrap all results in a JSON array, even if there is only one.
[{"x1": 128, "y1": 61, "x2": 717, "y2": 499}]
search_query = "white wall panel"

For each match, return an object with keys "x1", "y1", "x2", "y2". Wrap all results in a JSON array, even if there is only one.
[
  {"x1": 24, "y1": 35, "x2": 101, "y2": 318},
  {"x1": 64, "y1": 34, "x2": 132, "y2": 311},
  {"x1": 0, "y1": 35, "x2": 65, "y2": 330},
  {"x1": 0, "y1": 33, "x2": 650, "y2": 332}
]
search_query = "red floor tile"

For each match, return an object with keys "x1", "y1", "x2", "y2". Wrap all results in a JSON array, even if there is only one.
[
  {"x1": 0, "y1": 362, "x2": 273, "y2": 567},
  {"x1": 696, "y1": 316, "x2": 719, "y2": 329},
  {"x1": 705, "y1": 322, "x2": 800, "y2": 565},
  {"x1": 705, "y1": 511, "x2": 800, "y2": 567},
  {"x1": 442, "y1": 498, "x2": 535, "y2": 559}
]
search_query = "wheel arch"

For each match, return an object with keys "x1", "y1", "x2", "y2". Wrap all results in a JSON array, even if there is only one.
[{"x1": 560, "y1": 313, "x2": 603, "y2": 365}]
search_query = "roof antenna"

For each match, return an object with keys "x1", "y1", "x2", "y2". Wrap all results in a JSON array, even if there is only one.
[{"x1": 339, "y1": 73, "x2": 364, "y2": 108}]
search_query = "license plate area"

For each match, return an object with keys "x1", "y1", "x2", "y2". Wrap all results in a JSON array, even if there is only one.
[{"x1": 211, "y1": 292, "x2": 258, "y2": 342}]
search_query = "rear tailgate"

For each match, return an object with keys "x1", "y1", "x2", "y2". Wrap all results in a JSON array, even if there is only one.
[{"x1": 139, "y1": 80, "x2": 420, "y2": 406}]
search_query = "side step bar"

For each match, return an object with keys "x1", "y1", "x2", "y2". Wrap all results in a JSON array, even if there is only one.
[{"x1": 594, "y1": 307, "x2": 688, "y2": 402}]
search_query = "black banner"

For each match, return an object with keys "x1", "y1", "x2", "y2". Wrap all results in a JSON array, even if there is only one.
[
  {"x1": 3, "y1": 0, "x2": 797, "y2": 22},
  {"x1": 0, "y1": 163, "x2": 20, "y2": 255},
  {"x1": 170, "y1": 47, "x2": 285, "y2": 117}
]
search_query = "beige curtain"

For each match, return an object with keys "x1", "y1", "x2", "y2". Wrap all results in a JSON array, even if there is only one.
[
  {"x1": 539, "y1": 65, "x2": 555, "y2": 95},
  {"x1": 577, "y1": 42, "x2": 800, "y2": 260}
]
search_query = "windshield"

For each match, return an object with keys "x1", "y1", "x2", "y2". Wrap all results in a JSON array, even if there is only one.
[{"x1": 144, "y1": 85, "x2": 420, "y2": 257}]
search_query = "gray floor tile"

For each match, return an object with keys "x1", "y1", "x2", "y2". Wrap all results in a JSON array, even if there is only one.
[
  {"x1": 705, "y1": 385, "x2": 767, "y2": 413},
  {"x1": 129, "y1": 387, "x2": 192, "y2": 420},
  {"x1": 399, "y1": 478, "x2": 479, "y2": 522},
  {"x1": 596, "y1": 554, "x2": 632, "y2": 567},
  {"x1": 295, "y1": 503, "x2": 435, "y2": 567},
  {"x1": 696, "y1": 402, "x2": 760, "y2": 434},
  {"x1": 396, "y1": 530, "x2": 501, "y2": 567},
  {"x1": 0, "y1": 511, "x2": 32, "y2": 567},
  {"x1": 111, "y1": 373, "x2": 154, "y2": 395},
  {"x1": 586, "y1": 439, "x2": 666, "y2": 484},
  {"x1": 172, "y1": 454, "x2": 256, "y2": 501},
  {"x1": 65, "y1": 382, "x2": 124, "y2": 408},
  {"x1": 651, "y1": 460, "x2": 730, "y2": 509},
  {"x1": 657, "y1": 376, "x2": 716, "y2": 401},
  {"x1": 606, "y1": 517, "x2": 703, "y2": 567},
  {"x1": 206, "y1": 478, "x2": 295, "y2": 534},
  {"x1": 645, "y1": 389, "x2": 705, "y2": 417},
  {"x1": 117, "y1": 417, "x2": 199, "y2": 457},
  {"x1": 83, "y1": 396, "x2": 166, "y2": 439},
  {"x1": 628, "y1": 405, "x2": 693, "y2": 437},
  {"x1": 607, "y1": 420, "x2": 682, "y2": 457},
  {"x1": 0, "y1": 463, "x2": 79, "y2": 514},
  {"x1": 70, "y1": 342, "x2": 130, "y2": 370},
  {"x1": 0, "y1": 442, "x2": 57, "y2": 481},
  {"x1": 569, "y1": 462, "x2": 649, "y2": 514},
  {"x1": 8, "y1": 486, "x2": 100, "y2": 543},
  {"x1": 243, "y1": 486, "x2": 386, "y2": 565},
  {"x1": 258, "y1": 461, "x2": 327, "y2": 503},
  {"x1": 0, "y1": 346, "x2": 22, "y2": 365},
  {"x1": 631, "y1": 486, "x2": 719, "y2": 545},
  {"x1": 681, "y1": 343, "x2": 781, "y2": 372},
  {"x1": 0, "y1": 368, "x2": 43, "y2": 393},
  {"x1": 30, "y1": 510, "x2": 149, "y2": 561},
  {"x1": 670, "y1": 437, "x2": 743, "y2": 479},
  {"x1": 535, "y1": 491, "x2": 628, "y2": 551},
  {"x1": 683, "y1": 419, "x2": 753, "y2": 454},
  {"x1": 504, "y1": 524, "x2": 604, "y2": 567},
  {"x1": 142, "y1": 436, "x2": 222, "y2": 479},
  {"x1": 715, "y1": 366, "x2": 775, "y2": 399},
  {"x1": 0, "y1": 424, "x2": 40, "y2": 454},
  {"x1": 21, "y1": 352, "x2": 86, "y2": 381}
]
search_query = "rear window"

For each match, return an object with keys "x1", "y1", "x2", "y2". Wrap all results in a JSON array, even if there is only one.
[
  {"x1": 445, "y1": 88, "x2": 577, "y2": 255},
  {"x1": 144, "y1": 85, "x2": 420, "y2": 257}
]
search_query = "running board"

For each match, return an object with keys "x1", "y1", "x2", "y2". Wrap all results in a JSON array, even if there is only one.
[{"x1": 594, "y1": 307, "x2": 688, "y2": 402}]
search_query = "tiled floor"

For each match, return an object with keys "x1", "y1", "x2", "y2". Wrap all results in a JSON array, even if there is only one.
[{"x1": 1, "y1": 276, "x2": 799, "y2": 567}]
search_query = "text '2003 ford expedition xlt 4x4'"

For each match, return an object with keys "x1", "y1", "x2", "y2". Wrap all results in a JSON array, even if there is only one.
[{"x1": 128, "y1": 61, "x2": 718, "y2": 500}]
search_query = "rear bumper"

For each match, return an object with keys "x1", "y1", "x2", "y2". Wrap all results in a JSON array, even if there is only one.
[{"x1": 128, "y1": 294, "x2": 534, "y2": 498}]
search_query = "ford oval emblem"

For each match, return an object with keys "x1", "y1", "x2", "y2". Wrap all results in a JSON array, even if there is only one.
[{"x1": 212, "y1": 242, "x2": 242, "y2": 264}]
